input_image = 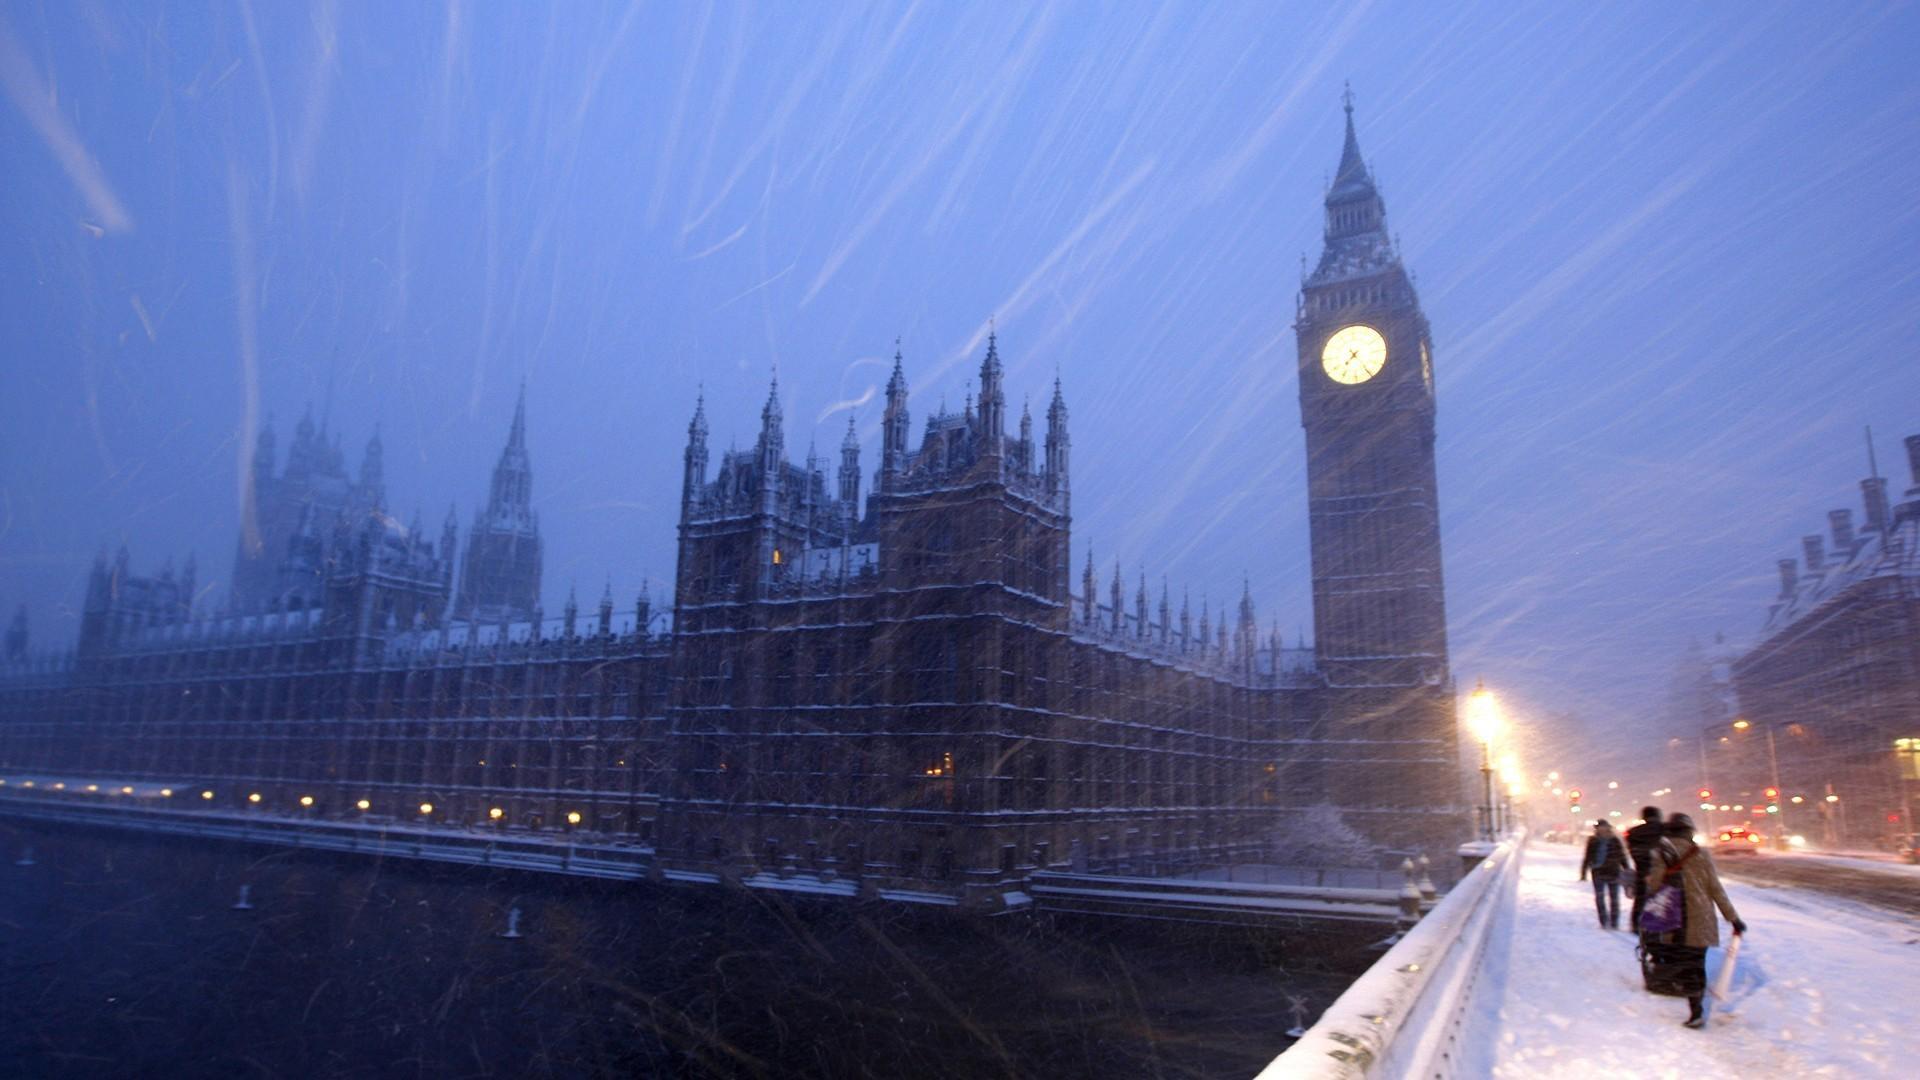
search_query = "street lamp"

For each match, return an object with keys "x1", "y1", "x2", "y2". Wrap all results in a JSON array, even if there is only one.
[{"x1": 1466, "y1": 680, "x2": 1504, "y2": 843}]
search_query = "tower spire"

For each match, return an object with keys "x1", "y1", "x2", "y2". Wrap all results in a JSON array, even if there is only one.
[
  {"x1": 1334, "y1": 81, "x2": 1369, "y2": 192},
  {"x1": 509, "y1": 378, "x2": 527, "y2": 451}
]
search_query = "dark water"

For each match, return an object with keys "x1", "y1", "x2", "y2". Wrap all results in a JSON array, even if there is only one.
[{"x1": 0, "y1": 822, "x2": 1359, "y2": 1078}]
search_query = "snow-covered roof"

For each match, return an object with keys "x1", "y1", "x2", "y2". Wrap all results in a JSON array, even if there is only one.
[{"x1": 1752, "y1": 506, "x2": 1919, "y2": 645}]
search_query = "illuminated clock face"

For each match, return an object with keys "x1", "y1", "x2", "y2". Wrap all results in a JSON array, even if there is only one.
[{"x1": 1321, "y1": 324, "x2": 1388, "y2": 385}]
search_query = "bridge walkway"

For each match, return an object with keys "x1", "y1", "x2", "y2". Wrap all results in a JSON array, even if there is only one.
[{"x1": 1472, "y1": 839, "x2": 1914, "y2": 1078}]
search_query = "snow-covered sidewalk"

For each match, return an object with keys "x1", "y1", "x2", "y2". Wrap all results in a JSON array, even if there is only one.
[{"x1": 1474, "y1": 838, "x2": 1920, "y2": 1077}]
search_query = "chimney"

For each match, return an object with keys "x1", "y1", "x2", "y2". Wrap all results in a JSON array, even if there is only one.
[
  {"x1": 1776, "y1": 558, "x2": 1798, "y2": 598},
  {"x1": 1861, "y1": 477, "x2": 1891, "y2": 534},
  {"x1": 1801, "y1": 534, "x2": 1824, "y2": 572},
  {"x1": 1828, "y1": 509, "x2": 1854, "y2": 554}
]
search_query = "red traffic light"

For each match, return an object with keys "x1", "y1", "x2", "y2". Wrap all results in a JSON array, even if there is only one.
[
  {"x1": 1568, "y1": 789, "x2": 1582, "y2": 801},
  {"x1": 1763, "y1": 787, "x2": 1779, "y2": 800},
  {"x1": 1697, "y1": 788, "x2": 1712, "y2": 799}
]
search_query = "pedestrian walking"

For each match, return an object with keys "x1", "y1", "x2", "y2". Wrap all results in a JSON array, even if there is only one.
[
  {"x1": 1579, "y1": 819, "x2": 1630, "y2": 929},
  {"x1": 1624, "y1": 806, "x2": 1664, "y2": 931},
  {"x1": 1640, "y1": 813, "x2": 1746, "y2": 1028}
]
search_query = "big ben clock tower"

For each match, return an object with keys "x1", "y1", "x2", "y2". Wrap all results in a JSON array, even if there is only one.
[{"x1": 1296, "y1": 89, "x2": 1463, "y2": 841}]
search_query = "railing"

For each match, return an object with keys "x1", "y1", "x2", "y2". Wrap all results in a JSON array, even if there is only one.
[
  {"x1": 1255, "y1": 830, "x2": 1525, "y2": 1079},
  {"x1": 0, "y1": 792, "x2": 655, "y2": 881}
]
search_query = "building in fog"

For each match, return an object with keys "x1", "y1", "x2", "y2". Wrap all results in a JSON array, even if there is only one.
[
  {"x1": 455, "y1": 385, "x2": 544, "y2": 626},
  {"x1": 1730, "y1": 434, "x2": 1920, "y2": 848},
  {"x1": 0, "y1": 100, "x2": 1467, "y2": 906}
]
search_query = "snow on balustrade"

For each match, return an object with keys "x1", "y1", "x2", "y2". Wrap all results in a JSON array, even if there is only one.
[
  {"x1": 1069, "y1": 593, "x2": 1319, "y2": 688},
  {"x1": 383, "y1": 611, "x2": 662, "y2": 661}
]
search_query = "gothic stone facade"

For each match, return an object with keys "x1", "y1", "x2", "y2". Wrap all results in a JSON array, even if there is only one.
[{"x1": 0, "y1": 102, "x2": 1466, "y2": 906}]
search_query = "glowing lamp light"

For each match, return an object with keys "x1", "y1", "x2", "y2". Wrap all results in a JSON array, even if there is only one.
[
  {"x1": 1607, "y1": 781, "x2": 1619, "y2": 790},
  {"x1": 52, "y1": 782, "x2": 64, "y2": 790},
  {"x1": 1719, "y1": 804, "x2": 1730, "y2": 811},
  {"x1": 247, "y1": 792, "x2": 262, "y2": 804},
  {"x1": 418, "y1": 802, "x2": 434, "y2": 816},
  {"x1": 120, "y1": 786, "x2": 133, "y2": 794},
  {"x1": 489, "y1": 807, "x2": 504, "y2": 820},
  {"x1": 201, "y1": 790, "x2": 214, "y2": 800},
  {"x1": 21, "y1": 781, "x2": 33, "y2": 788},
  {"x1": 1825, "y1": 794, "x2": 1840, "y2": 803},
  {"x1": 1608, "y1": 810, "x2": 1621, "y2": 818},
  {"x1": 1568, "y1": 789, "x2": 1583, "y2": 801},
  {"x1": 1548, "y1": 771, "x2": 1560, "y2": 781},
  {"x1": 1732, "y1": 718, "x2": 1751, "y2": 730},
  {"x1": 1552, "y1": 787, "x2": 1563, "y2": 796},
  {"x1": 355, "y1": 799, "x2": 371, "y2": 811},
  {"x1": 85, "y1": 784, "x2": 98, "y2": 792},
  {"x1": 1790, "y1": 795, "x2": 1804, "y2": 804},
  {"x1": 299, "y1": 795, "x2": 314, "y2": 807},
  {"x1": 1764, "y1": 787, "x2": 1779, "y2": 800},
  {"x1": 1465, "y1": 684, "x2": 1503, "y2": 746},
  {"x1": 1788, "y1": 834, "x2": 1807, "y2": 848},
  {"x1": 1766, "y1": 805, "x2": 1779, "y2": 814},
  {"x1": 1749, "y1": 833, "x2": 1762, "y2": 844},
  {"x1": 566, "y1": 811, "x2": 583, "y2": 825},
  {"x1": 160, "y1": 789, "x2": 173, "y2": 797}
]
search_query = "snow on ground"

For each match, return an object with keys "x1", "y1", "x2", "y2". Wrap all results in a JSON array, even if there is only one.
[
  {"x1": 1773, "y1": 850, "x2": 1920, "y2": 878},
  {"x1": 1472, "y1": 838, "x2": 1920, "y2": 1078}
]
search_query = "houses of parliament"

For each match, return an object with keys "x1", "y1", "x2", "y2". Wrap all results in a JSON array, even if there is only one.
[{"x1": 0, "y1": 102, "x2": 1466, "y2": 908}]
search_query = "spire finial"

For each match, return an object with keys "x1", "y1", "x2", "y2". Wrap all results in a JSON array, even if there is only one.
[{"x1": 1342, "y1": 80, "x2": 1354, "y2": 117}]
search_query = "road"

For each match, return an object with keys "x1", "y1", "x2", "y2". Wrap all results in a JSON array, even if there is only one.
[{"x1": 1716, "y1": 852, "x2": 1920, "y2": 918}]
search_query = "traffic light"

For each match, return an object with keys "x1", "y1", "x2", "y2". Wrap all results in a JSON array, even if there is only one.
[
  {"x1": 1763, "y1": 787, "x2": 1778, "y2": 800},
  {"x1": 1569, "y1": 789, "x2": 1583, "y2": 801},
  {"x1": 1697, "y1": 788, "x2": 1712, "y2": 800}
]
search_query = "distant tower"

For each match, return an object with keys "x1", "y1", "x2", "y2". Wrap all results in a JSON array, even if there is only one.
[
  {"x1": 978, "y1": 328, "x2": 1005, "y2": 456},
  {"x1": 455, "y1": 384, "x2": 543, "y2": 623},
  {"x1": 359, "y1": 426, "x2": 386, "y2": 510},
  {"x1": 4, "y1": 604, "x2": 25, "y2": 661},
  {"x1": 838, "y1": 415, "x2": 862, "y2": 512},
  {"x1": 881, "y1": 345, "x2": 911, "y2": 491},
  {"x1": 683, "y1": 390, "x2": 709, "y2": 509},
  {"x1": 1295, "y1": 87, "x2": 1459, "y2": 838}
]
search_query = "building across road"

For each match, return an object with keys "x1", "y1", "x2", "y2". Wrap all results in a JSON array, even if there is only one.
[
  {"x1": 0, "y1": 99, "x2": 1471, "y2": 909},
  {"x1": 1730, "y1": 433, "x2": 1920, "y2": 850}
]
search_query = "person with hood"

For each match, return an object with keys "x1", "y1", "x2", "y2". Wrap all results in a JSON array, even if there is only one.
[
  {"x1": 1579, "y1": 819, "x2": 1631, "y2": 929},
  {"x1": 1624, "y1": 806, "x2": 1665, "y2": 931},
  {"x1": 1644, "y1": 813, "x2": 1747, "y2": 1028}
]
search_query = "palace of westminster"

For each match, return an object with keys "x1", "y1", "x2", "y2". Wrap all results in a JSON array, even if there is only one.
[{"x1": 0, "y1": 103, "x2": 1468, "y2": 906}]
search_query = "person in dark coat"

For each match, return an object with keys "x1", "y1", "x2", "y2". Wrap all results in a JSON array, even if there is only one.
[
  {"x1": 1624, "y1": 806, "x2": 1665, "y2": 931},
  {"x1": 1579, "y1": 819, "x2": 1631, "y2": 929},
  {"x1": 1644, "y1": 813, "x2": 1746, "y2": 1028}
]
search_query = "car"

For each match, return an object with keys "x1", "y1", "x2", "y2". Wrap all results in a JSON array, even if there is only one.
[{"x1": 1715, "y1": 825, "x2": 1764, "y2": 853}]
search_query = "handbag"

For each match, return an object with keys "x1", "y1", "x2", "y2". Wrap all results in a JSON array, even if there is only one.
[{"x1": 1638, "y1": 847, "x2": 1696, "y2": 935}]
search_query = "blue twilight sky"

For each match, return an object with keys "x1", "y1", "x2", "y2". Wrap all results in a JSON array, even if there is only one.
[{"x1": 2, "y1": 2, "x2": 1917, "y2": 778}]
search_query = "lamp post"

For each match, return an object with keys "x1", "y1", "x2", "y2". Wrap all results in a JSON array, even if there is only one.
[
  {"x1": 1727, "y1": 717, "x2": 1788, "y2": 845},
  {"x1": 1466, "y1": 680, "x2": 1503, "y2": 843}
]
